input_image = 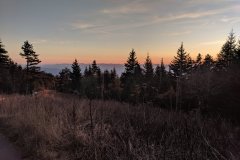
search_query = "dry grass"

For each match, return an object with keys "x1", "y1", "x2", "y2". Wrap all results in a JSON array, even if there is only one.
[{"x1": 0, "y1": 92, "x2": 239, "y2": 160}]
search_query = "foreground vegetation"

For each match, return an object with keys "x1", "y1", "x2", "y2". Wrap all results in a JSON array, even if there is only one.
[
  {"x1": 1, "y1": 31, "x2": 240, "y2": 123},
  {"x1": 0, "y1": 93, "x2": 239, "y2": 160},
  {"x1": 0, "y1": 29, "x2": 240, "y2": 160}
]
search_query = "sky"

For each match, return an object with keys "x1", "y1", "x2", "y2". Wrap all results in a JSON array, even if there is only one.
[{"x1": 0, "y1": 0, "x2": 240, "y2": 64}]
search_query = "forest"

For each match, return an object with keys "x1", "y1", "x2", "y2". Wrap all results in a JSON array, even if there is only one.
[
  {"x1": 1, "y1": 31, "x2": 240, "y2": 122},
  {"x1": 0, "y1": 31, "x2": 240, "y2": 159}
]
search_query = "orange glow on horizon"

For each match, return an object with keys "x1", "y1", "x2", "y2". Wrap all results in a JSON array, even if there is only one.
[
  {"x1": 6, "y1": 38, "x2": 223, "y2": 65},
  {"x1": 9, "y1": 47, "x2": 220, "y2": 65}
]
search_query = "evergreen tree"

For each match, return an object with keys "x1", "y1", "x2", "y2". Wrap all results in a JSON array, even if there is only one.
[
  {"x1": 217, "y1": 31, "x2": 236, "y2": 68},
  {"x1": 82, "y1": 61, "x2": 100, "y2": 99},
  {"x1": 155, "y1": 58, "x2": 167, "y2": 81},
  {"x1": 169, "y1": 43, "x2": 192, "y2": 77},
  {"x1": 155, "y1": 65, "x2": 161, "y2": 78},
  {"x1": 83, "y1": 60, "x2": 101, "y2": 98},
  {"x1": 110, "y1": 68, "x2": 117, "y2": 82},
  {"x1": 194, "y1": 53, "x2": 202, "y2": 68},
  {"x1": 160, "y1": 58, "x2": 166, "y2": 78},
  {"x1": 19, "y1": 41, "x2": 41, "y2": 93},
  {"x1": 58, "y1": 68, "x2": 71, "y2": 92},
  {"x1": 134, "y1": 63, "x2": 142, "y2": 77},
  {"x1": 203, "y1": 54, "x2": 214, "y2": 68},
  {"x1": 154, "y1": 58, "x2": 169, "y2": 93},
  {"x1": 84, "y1": 66, "x2": 89, "y2": 77},
  {"x1": 121, "y1": 49, "x2": 142, "y2": 102},
  {"x1": 169, "y1": 43, "x2": 192, "y2": 110},
  {"x1": 0, "y1": 40, "x2": 9, "y2": 68},
  {"x1": 109, "y1": 68, "x2": 121, "y2": 100},
  {"x1": 84, "y1": 65, "x2": 92, "y2": 77},
  {"x1": 20, "y1": 41, "x2": 41, "y2": 73},
  {"x1": 236, "y1": 39, "x2": 240, "y2": 61},
  {"x1": 123, "y1": 49, "x2": 140, "y2": 75},
  {"x1": 8, "y1": 59, "x2": 23, "y2": 93},
  {"x1": 91, "y1": 60, "x2": 98, "y2": 75},
  {"x1": 121, "y1": 49, "x2": 143, "y2": 82},
  {"x1": 0, "y1": 40, "x2": 11, "y2": 92},
  {"x1": 103, "y1": 70, "x2": 111, "y2": 90},
  {"x1": 141, "y1": 54, "x2": 154, "y2": 102},
  {"x1": 71, "y1": 59, "x2": 81, "y2": 91},
  {"x1": 143, "y1": 54, "x2": 154, "y2": 78},
  {"x1": 96, "y1": 67, "x2": 102, "y2": 86},
  {"x1": 83, "y1": 75, "x2": 98, "y2": 99}
]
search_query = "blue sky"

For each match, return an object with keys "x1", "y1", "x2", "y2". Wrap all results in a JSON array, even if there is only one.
[{"x1": 0, "y1": 0, "x2": 240, "y2": 64}]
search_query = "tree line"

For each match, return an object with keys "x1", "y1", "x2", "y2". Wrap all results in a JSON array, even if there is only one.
[
  {"x1": 0, "y1": 40, "x2": 54, "y2": 93},
  {"x1": 0, "y1": 31, "x2": 240, "y2": 121}
]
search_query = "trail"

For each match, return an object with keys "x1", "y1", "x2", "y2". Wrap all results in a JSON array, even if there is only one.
[{"x1": 0, "y1": 134, "x2": 22, "y2": 160}]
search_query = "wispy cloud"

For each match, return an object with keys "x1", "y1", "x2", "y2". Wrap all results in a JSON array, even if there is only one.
[
  {"x1": 72, "y1": 23, "x2": 96, "y2": 30},
  {"x1": 72, "y1": 21, "x2": 104, "y2": 30},
  {"x1": 71, "y1": 21, "x2": 109, "y2": 34},
  {"x1": 101, "y1": 5, "x2": 147, "y2": 14},
  {"x1": 154, "y1": 7, "x2": 230, "y2": 23},
  {"x1": 220, "y1": 17, "x2": 240, "y2": 24},
  {"x1": 101, "y1": 0, "x2": 148, "y2": 14},
  {"x1": 71, "y1": 2, "x2": 236, "y2": 35},
  {"x1": 71, "y1": 9, "x2": 220, "y2": 33}
]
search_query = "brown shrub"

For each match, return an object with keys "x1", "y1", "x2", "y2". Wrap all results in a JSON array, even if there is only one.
[{"x1": 0, "y1": 94, "x2": 239, "y2": 160}]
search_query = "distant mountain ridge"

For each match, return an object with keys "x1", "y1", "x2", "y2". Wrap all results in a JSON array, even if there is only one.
[
  {"x1": 40, "y1": 64, "x2": 125, "y2": 76},
  {"x1": 40, "y1": 64, "x2": 169, "y2": 76}
]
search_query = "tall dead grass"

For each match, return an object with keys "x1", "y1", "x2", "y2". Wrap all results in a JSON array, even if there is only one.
[{"x1": 0, "y1": 93, "x2": 239, "y2": 160}]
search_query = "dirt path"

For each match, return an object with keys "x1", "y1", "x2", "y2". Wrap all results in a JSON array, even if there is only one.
[{"x1": 0, "y1": 134, "x2": 22, "y2": 160}]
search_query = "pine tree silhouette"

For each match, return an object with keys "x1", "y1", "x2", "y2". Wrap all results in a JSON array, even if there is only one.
[
  {"x1": 20, "y1": 41, "x2": 41, "y2": 73},
  {"x1": 195, "y1": 53, "x2": 202, "y2": 68},
  {"x1": 71, "y1": 59, "x2": 81, "y2": 92},
  {"x1": 169, "y1": 42, "x2": 192, "y2": 77},
  {"x1": 0, "y1": 40, "x2": 10, "y2": 92},
  {"x1": 0, "y1": 40, "x2": 9, "y2": 68},
  {"x1": 121, "y1": 49, "x2": 142, "y2": 102},
  {"x1": 58, "y1": 68, "x2": 71, "y2": 92},
  {"x1": 143, "y1": 54, "x2": 154, "y2": 79},
  {"x1": 203, "y1": 54, "x2": 214, "y2": 69},
  {"x1": 217, "y1": 31, "x2": 236, "y2": 69},
  {"x1": 91, "y1": 60, "x2": 98, "y2": 75},
  {"x1": 236, "y1": 39, "x2": 240, "y2": 62},
  {"x1": 19, "y1": 41, "x2": 41, "y2": 93}
]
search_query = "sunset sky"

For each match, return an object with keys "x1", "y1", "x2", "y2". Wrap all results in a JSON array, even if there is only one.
[{"x1": 0, "y1": 0, "x2": 240, "y2": 64}]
